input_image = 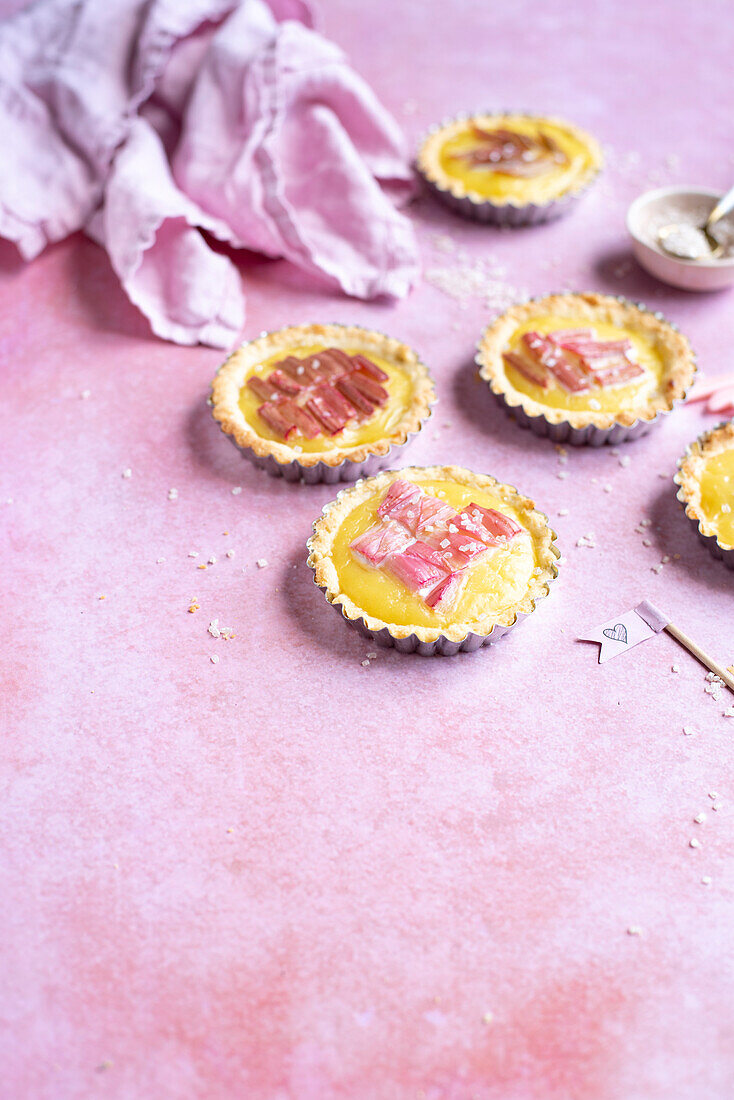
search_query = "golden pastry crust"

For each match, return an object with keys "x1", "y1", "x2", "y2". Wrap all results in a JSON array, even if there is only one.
[
  {"x1": 675, "y1": 420, "x2": 734, "y2": 548},
  {"x1": 307, "y1": 465, "x2": 560, "y2": 644},
  {"x1": 211, "y1": 323, "x2": 435, "y2": 470},
  {"x1": 476, "y1": 292, "x2": 696, "y2": 431},
  {"x1": 417, "y1": 112, "x2": 603, "y2": 210}
]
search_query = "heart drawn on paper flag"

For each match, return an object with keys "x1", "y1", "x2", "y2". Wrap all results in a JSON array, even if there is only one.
[{"x1": 603, "y1": 623, "x2": 628, "y2": 644}]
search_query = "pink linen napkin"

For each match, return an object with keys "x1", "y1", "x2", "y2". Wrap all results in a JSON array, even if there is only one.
[{"x1": 0, "y1": 0, "x2": 418, "y2": 347}]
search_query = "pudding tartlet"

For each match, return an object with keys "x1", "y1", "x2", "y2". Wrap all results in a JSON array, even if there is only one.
[
  {"x1": 417, "y1": 112, "x2": 602, "y2": 224},
  {"x1": 307, "y1": 465, "x2": 560, "y2": 655},
  {"x1": 211, "y1": 324, "x2": 435, "y2": 483},
  {"x1": 675, "y1": 420, "x2": 734, "y2": 569},
  {"x1": 477, "y1": 292, "x2": 696, "y2": 445}
]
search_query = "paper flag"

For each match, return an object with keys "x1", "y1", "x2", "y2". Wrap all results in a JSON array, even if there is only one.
[{"x1": 578, "y1": 600, "x2": 669, "y2": 664}]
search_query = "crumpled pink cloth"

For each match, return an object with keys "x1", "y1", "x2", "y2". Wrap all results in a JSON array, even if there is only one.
[{"x1": 0, "y1": 0, "x2": 418, "y2": 346}]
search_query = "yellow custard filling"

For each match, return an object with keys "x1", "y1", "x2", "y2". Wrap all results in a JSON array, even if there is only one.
[
  {"x1": 332, "y1": 478, "x2": 539, "y2": 629},
  {"x1": 238, "y1": 344, "x2": 414, "y2": 453},
  {"x1": 698, "y1": 449, "x2": 734, "y2": 547},
  {"x1": 439, "y1": 117, "x2": 596, "y2": 203},
  {"x1": 504, "y1": 316, "x2": 665, "y2": 414}
]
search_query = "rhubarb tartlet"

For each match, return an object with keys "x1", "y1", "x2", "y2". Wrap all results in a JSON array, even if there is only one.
[
  {"x1": 211, "y1": 324, "x2": 435, "y2": 483},
  {"x1": 417, "y1": 112, "x2": 602, "y2": 224},
  {"x1": 675, "y1": 420, "x2": 734, "y2": 569},
  {"x1": 477, "y1": 293, "x2": 696, "y2": 445},
  {"x1": 307, "y1": 465, "x2": 560, "y2": 655}
]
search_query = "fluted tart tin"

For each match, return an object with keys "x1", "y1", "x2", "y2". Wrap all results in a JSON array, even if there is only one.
[
  {"x1": 306, "y1": 465, "x2": 560, "y2": 657},
  {"x1": 416, "y1": 111, "x2": 603, "y2": 226},
  {"x1": 476, "y1": 293, "x2": 697, "y2": 447},
  {"x1": 210, "y1": 323, "x2": 435, "y2": 484},
  {"x1": 674, "y1": 420, "x2": 734, "y2": 570}
]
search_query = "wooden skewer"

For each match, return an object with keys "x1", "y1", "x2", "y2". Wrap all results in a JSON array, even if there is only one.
[{"x1": 665, "y1": 622, "x2": 734, "y2": 694}]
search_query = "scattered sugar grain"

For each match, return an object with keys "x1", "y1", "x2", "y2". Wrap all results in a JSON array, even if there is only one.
[
  {"x1": 557, "y1": 470, "x2": 569, "y2": 480},
  {"x1": 210, "y1": 655, "x2": 220, "y2": 665},
  {"x1": 619, "y1": 455, "x2": 631, "y2": 468},
  {"x1": 188, "y1": 551, "x2": 199, "y2": 558},
  {"x1": 231, "y1": 486, "x2": 242, "y2": 496},
  {"x1": 156, "y1": 557, "x2": 165, "y2": 564},
  {"x1": 226, "y1": 550, "x2": 235, "y2": 559},
  {"x1": 208, "y1": 556, "x2": 217, "y2": 565},
  {"x1": 683, "y1": 725, "x2": 697, "y2": 736},
  {"x1": 80, "y1": 389, "x2": 91, "y2": 399},
  {"x1": 257, "y1": 558, "x2": 268, "y2": 569},
  {"x1": 689, "y1": 838, "x2": 701, "y2": 849},
  {"x1": 121, "y1": 468, "x2": 132, "y2": 479},
  {"x1": 694, "y1": 812, "x2": 707, "y2": 824},
  {"x1": 701, "y1": 876, "x2": 712, "y2": 885},
  {"x1": 708, "y1": 792, "x2": 719, "y2": 800},
  {"x1": 168, "y1": 488, "x2": 178, "y2": 501},
  {"x1": 652, "y1": 564, "x2": 664, "y2": 574},
  {"x1": 558, "y1": 508, "x2": 569, "y2": 517},
  {"x1": 627, "y1": 925, "x2": 643, "y2": 936},
  {"x1": 671, "y1": 664, "x2": 680, "y2": 673},
  {"x1": 603, "y1": 484, "x2": 612, "y2": 494}
]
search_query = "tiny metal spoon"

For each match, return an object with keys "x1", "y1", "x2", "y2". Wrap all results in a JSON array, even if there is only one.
[{"x1": 658, "y1": 183, "x2": 734, "y2": 260}]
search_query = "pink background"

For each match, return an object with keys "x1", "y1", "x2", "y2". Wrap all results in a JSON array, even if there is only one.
[{"x1": 3, "y1": 1, "x2": 734, "y2": 1097}]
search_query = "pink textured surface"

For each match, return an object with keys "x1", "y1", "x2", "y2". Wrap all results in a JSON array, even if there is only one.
[{"x1": 3, "y1": 2, "x2": 734, "y2": 1097}]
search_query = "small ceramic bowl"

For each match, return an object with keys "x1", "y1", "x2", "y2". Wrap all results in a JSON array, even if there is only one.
[{"x1": 627, "y1": 186, "x2": 734, "y2": 291}]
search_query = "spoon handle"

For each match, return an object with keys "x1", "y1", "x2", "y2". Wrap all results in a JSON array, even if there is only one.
[{"x1": 707, "y1": 183, "x2": 734, "y2": 227}]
